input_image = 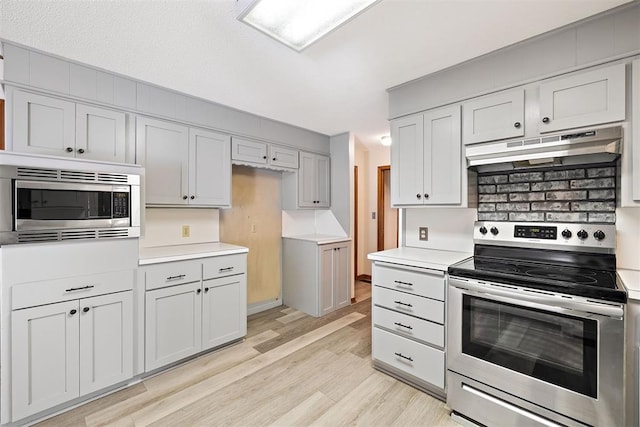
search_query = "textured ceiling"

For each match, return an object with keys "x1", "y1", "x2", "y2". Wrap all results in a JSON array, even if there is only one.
[{"x1": 0, "y1": 0, "x2": 632, "y2": 147}]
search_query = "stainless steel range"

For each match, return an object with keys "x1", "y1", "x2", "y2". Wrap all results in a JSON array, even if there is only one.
[{"x1": 447, "y1": 221, "x2": 625, "y2": 427}]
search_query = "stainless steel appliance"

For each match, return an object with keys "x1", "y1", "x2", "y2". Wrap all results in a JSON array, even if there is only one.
[
  {"x1": 447, "y1": 221, "x2": 625, "y2": 427},
  {"x1": 0, "y1": 165, "x2": 140, "y2": 244}
]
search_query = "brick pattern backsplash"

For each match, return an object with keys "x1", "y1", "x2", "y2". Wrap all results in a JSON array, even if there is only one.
[{"x1": 477, "y1": 166, "x2": 616, "y2": 223}]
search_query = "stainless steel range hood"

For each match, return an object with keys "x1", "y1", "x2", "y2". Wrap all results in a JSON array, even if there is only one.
[{"x1": 465, "y1": 126, "x2": 622, "y2": 169}]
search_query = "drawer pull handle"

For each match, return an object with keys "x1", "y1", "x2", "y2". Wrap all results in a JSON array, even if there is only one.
[
  {"x1": 394, "y1": 301, "x2": 413, "y2": 308},
  {"x1": 65, "y1": 285, "x2": 95, "y2": 292},
  {"x1": 394, "y1": 352, "x2": 413, "y2": 362},
  {"x1": 394, "y1": 280, "x2": 413, "y2": 287},
  {"x1": 166, "y1": 274, "x2": 186, "y2": 281},
  {"x1": 394, "y1": 322, "x2": 413, "y2": 330},
  {"x1": 219, "y1": 267, "x2": 234, "y2": 272}
]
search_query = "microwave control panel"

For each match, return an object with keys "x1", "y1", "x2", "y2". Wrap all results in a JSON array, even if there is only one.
[{"x1": 112, "y1": 192, "x2": 130, "y2": 218}]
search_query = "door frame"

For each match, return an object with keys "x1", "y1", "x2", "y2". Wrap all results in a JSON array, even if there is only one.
[
  {"x1": 354, "y1": 165, "x2": 358, "y2": 280},
  {"x1": 377, "y1": 165, "x2": 398, "y2": 251}
]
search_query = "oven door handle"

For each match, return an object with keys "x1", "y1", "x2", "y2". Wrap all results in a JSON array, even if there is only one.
[{"x1": 450, "y1": 278, "x2": 624, "y2": 318}]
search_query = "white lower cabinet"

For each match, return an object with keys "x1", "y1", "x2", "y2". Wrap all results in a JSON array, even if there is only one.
[
  {"x1": 11, "y1": 290, "x2": 133, "y2": 421},
  {"x1": 371, "y1": 262, "x2": 447, "y2": 398},
  {"x1": 142, "y1": 254, "x2": 247, "y2": 372}
]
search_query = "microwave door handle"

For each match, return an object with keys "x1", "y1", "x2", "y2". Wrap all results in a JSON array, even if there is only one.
[{"x1": 450, "y1": 278, "x2": 623, "y2": 318}]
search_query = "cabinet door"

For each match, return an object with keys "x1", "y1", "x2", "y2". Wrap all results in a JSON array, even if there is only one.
[
  {"x1": 391, "y1": 114, "x2": 424, "y2": 206},
  {"x1": 11, "y1": 300, "x2": 80, "y2": 421},
  {"x1": 539, "y1": 63, "x2": 626, "y2": 133},
  {"x1": 333, "y1": 244, "x2": 351, "y2": 311},
  {"x1": 298, "y1": 152, "x2": 318, "y2": 208},
  {"x1": 137, "y1": 117, "x2": 189, "y2": 205},
  {"x1": 13, "y1": 90, "x2": 76, "y2": 157},
  {"x1": 424, "y1": 105, "x2": 462, "y2": 205},
  {"x1": 79, "y1": 291, "x2": 133, "y2": 395},
  {"x1": 202, "y1": 275, "x2": 247, "y2": 350},
  {"x1": 189, "y1": 128, "x2": 231, "y2": 206},
  {"x1": 270, "y1": 145, "x2": 299, "y2": 169},
  {"x1": 76, "y1": 104, "x2": 126, "y2": 163},
  {"x1": 145, "y1": 282, "x2": 202, "y2": 372},
  {"x1": 315, "y1": 155, "x2": 331, "y2": 208},
  {"x1": 318, "y1": 245, "x2": 336, "y2": 317},
  {"x1": 231, "y1": 137, "x2": 268, "y2": 164},
  {"x1": 462, "y1": 89, "x2": 524, "y2": 144}
]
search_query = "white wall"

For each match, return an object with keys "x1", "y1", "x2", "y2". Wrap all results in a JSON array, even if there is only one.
[
  {"x1": 140, "y1": 208, "x2": 220, "y2": 248},
  {"x1": 616, "y1": 208, "x2": 640, "y2": 270},
  {"x1": 404, "y1": 208, "x2": 476, "y2": 253},
  {"x1": 330, "y1": 132, "x2": 354, "y2": 235},
  {"x1": 354, "y1": 142, "x2": 369, "y2": 277}
]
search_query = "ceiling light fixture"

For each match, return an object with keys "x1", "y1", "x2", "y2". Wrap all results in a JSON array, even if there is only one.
[
  {"x1": 236, "y1": 0, "x2": 380, "y2": 52},
  {"x1": 380, "y1": 136, "x2": 391, "y2": 146}
]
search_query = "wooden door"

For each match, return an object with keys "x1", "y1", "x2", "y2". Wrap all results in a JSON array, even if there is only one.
[
  {"x1": 202, "y1": 275, "x2": 247, "y2": 350},
  {"x1": 145, "y1": 282, "x2": 202, "y2": 372},
  {"x1": 390, "y1": 114, "x2": 424, "y2": 206},
  {"x1": 11, "y1": 300, "x2": 80, "y2": 421},
  {"x1": 79, "y1": 291, "x2": 133, "y2": 395},
  {"x1": 462, "y1": 88, "x2": 524, "y2": 144},
  {"x1": 189, "y1": 128, "x2": 231, "y2": 206},
  {"x1": 76, "y1": 104, "x2": 126, "y2": 163},
  {"x1": 136, "y1": 117, "x2": 189, "y2": 205},
  {"x1": 13, "y1": 90, "x2": 76, "y2": 157}
]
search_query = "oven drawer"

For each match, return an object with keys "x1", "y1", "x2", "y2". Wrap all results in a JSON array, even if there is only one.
[
  {"x1": 373, "y1": 286, "x2": 444, "y2": 324},
  {"x1": 373, "y1": 306, "x2": 444, "y2": 348},
  {"x1": 144, "y1": 260, "x2": 201, "y2": 291},
  {"x1": 373, "y1": 327, "x2": 445, "y2": 389},
  {"x1": 202, "y1": 254, "x2": 246, "y2": 280},
  {"x1": 12, "y1": 270, "x2": 134, "y2": 310},
  {"x1": 373, "y1": 265, "x2": 444, "y2": 301}
]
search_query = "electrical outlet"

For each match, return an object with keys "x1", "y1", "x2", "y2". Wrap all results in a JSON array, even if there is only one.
[
  {"x1": 251, "y1": 224, "x2": 256, "y2": 233},
  {"x1": 419, "y1": 227, "x2": 428, "y2": 241},
  {"x1": 182, "y1": 225, "x2": 190, "y2": 238},
  {"x1": 372, "y1": 212, "x2": 376, "y2": 220}
]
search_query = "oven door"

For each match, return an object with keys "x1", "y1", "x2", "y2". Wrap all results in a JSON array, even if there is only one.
[{"x1": 448, "y1": 277, "x2": 624, "y2": 427}]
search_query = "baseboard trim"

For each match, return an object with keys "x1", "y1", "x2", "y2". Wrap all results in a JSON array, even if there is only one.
[
  {"x1": 247, "y1": 299, "x2": 283, "y2": 315},
  {"x1": 357, "y1": 274, "x2": 371, "y2": 283}
]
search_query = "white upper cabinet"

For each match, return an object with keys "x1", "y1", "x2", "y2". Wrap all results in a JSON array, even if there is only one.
[
  {"x1": 12, "y1": 89, "x2": 128, "y2": 162},
  {"x1": 391, "y1": 105, "x2": 462, "y2": 206},
  {"x1": 231, "y1": 137, "x2": 299, "y2": 169},
  {"x1": 462, "y1": 89, "x2": 524, "y2": 144},
  {"x1": 538, "y1": 63, "x2": 626, "y2": 133},
  {"x1": 137, "y1": 117, "x2": 231, "y2": 207},
  {"x1": 298, "y1": 152, "x2": 330, "y2": 208}
]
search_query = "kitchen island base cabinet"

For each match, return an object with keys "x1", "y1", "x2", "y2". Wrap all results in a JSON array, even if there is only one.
[{"x1": 282, "y1": 238, "x2": 350, "y2": 317}]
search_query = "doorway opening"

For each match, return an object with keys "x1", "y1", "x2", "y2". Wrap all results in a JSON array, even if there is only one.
[{"x1": 377, "y1": 165, "x2": 398, "y2": 251}]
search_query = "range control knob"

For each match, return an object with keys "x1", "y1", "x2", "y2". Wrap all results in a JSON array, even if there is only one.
[
  {"x1": 594, "y1": 230, "x2": 606, "y2": 241},
  {"x1": 490, "y1": 226, "x2": 499, "y2": 236},
  {"x1": 577, "y1": 230, "x2": 588, "y2": 240},
  {"x1": 479, "y1": 226, "x2": 488, "y2": 235},
  {"x1": 561, "y1": 229, "x2": 572, "y2": 239}
]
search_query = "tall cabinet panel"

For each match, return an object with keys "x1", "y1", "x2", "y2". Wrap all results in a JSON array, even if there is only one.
[
  {"x1": 189, "y1": 128, "x2": 231, "y2": 207},
  {"x1": 424, "y1": 106, "x2": 461, "y2": 205},
  {"x1": 11, "y1": 300, "x2": 80, "y2": 421},
  {"x1": 137, "y1": 117, "x2": 189, "y2": 205},
  {"x1": 391, "y1": 114, "x2": 424, "y2": 206}
]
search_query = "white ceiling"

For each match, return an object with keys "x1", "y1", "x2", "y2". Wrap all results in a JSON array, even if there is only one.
[{"x1": 0, "y1": 0, "x2": 632, "y2": 147}]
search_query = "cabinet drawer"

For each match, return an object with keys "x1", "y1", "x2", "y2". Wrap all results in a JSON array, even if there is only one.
[
  {"x1": 202, "y1": 254, "x2": 246, "y2": 280},
  {"x1": 372, "y1": 327, "x2": 445, "y2": 390},
  {"x1": 373, "y1": 306, "x2": 444, "y2": 348},
  {"x1": 374, "y1": 265, "x2": 444, "y2": 301},
  {"x1": 12, "y1": 270, "x2": 134, "y2": 310},
  {"x1": 144, "y1": 261, "x2": 201, "y2": 291},
  {"x1": 373, "y1": 286, "x2": 444, "y2": 324}
]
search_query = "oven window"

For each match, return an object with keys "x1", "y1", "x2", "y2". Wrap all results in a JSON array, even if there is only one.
[
  {"x1": 16, "y1": 189, "x2": 112, "y2": 220},
  {"x1": 462, "y1": 295, "x2": 597, "y2": 398}
]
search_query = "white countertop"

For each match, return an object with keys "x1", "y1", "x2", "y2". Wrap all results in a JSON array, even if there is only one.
[
  {"x1": 139, "y1": 242, "x2": 248, "y2": 265},
  {"x1": 368, "y1": 247, "x2": 472, "y2": 272},
  {"x1": 618, "y1": 269, "x2": 640, "y2": 301},
  {"x1": 283, "y1": 234, "x2": 352, "y2": 244}
]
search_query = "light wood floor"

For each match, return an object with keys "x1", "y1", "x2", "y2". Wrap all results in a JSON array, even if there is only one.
[{"x1": 36, "y1": 281, "x2": 457, "y2": 426}]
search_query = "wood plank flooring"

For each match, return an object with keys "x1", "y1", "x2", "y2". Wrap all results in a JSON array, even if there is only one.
[{"x1": 36, "y1": 281, "x2": 457, "y2": 426}]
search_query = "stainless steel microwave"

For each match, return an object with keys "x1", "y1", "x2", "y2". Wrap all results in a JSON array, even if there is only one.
[{"x1": 0, "y1": 165, "x2": 140, "y2": 244}]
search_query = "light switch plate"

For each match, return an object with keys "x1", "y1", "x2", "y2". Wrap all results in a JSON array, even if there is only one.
[{"x1": 419, "y1": 227, "x2": 428, "y2": 241}]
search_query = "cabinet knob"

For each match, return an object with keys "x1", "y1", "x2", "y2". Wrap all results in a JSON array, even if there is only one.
[
  {"x1": 66, "y1": 147, "x2": 74, "y2": 153},
  {"x1": 183, "y1": 196, "x2": 188, "y2": 200},
  {"x1": 514, "y1": 122, "x2": 521, "y2": 128},
  {"x1": 69, "y1": 309, "x2": 77, "y2": 316},
  {"x1": 204, "y1": 287, "x2": 209, "y2": 293},
  {"x1": 83, "y1": 307, "x2": 90, "y2": 313},
  {"x1": 416, "y1": 194, "x2": 422, "y2": 200},
  {"x1": 197, "y1": 288, "x2": 202, "y2": 294},
  {"x1": 263, "y1": 155, "x2": 267, "y2": 159},
  {"x1": 190, "y1": 195, "x2": 195, "y2": 200},
  {"x1": 77, "y1": 148, "x2": 85, "y2": 154},
  {"x1": 272, "y1": 157, "x2": 276, "y2": 161},
  {"x1": 424, "y1": 193, "x2": 429, "y2": 199},
  {"x1": 542, "y1": 117, "x2": 550, "y2": 124}
]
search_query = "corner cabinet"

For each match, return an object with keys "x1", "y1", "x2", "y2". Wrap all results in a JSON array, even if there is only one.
[
  {"x1": 137, "y1": 117, "x2": 231, "y2": 207},
  {"x1": 11, "y1": 89, "x2": 129, "y2": 163},
  {"x1": 282, "y1": 152, "x2": 330, "y2": 209},
  {"x1": 282, "y1": 238, "x2": 350, "y2": 317},
  {"x1": 390, "y1": 105, "x2": 462, "y2": 206}
]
